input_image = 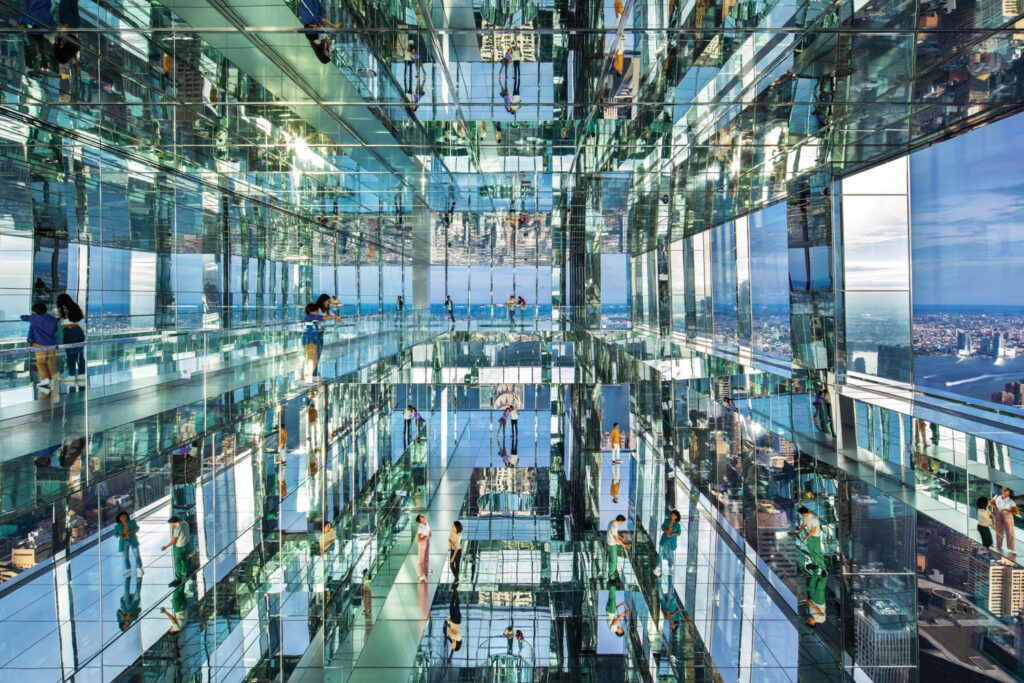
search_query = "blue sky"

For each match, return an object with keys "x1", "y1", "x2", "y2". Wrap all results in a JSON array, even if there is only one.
[{"x1": 910, "y1": 112, "x2": 1024, "y2": 307}]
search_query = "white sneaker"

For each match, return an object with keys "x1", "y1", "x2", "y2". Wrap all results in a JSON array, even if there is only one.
[
  {"x1": 137, "y1": 567, "x2": 145, "y2": 578},
  {"x1": 37, "y1": 380, "x2": 51, "y2": 389},
  {"x1": 653, "y1": 566, "x2": 662, "y2": 577},
  {"x1": 123, "y1": 569, "x2": 131, "y2": 578}
]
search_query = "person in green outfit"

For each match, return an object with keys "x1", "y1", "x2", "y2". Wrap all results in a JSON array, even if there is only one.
[
  {"x1": 606, "y1": 514, "x2": 629, "y2": 578},
  {"x1": 115, "y1": 510, "x2": 144, "y2": 578},
  {"x1": 605, "y1": 582, "x2": 629, "y2": 637},
  {"x1": 162, "y1": 516, "x2": 190, "y2": 587},
  {"x1": 802, "y1": 565, "x2": 827, "y2": 627},
  {"x1": 653, "y1": 509, "x2": 681, "y2": 577},
  {"x1": 796, "y1": 506, "x2": 825, "y2": 569}
]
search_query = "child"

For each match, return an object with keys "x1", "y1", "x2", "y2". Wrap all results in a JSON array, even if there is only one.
[
  {"x1": 302, "y1": 303, "x2": 323, "y2": 382},
  {"x1": 21, "y1": 302, "x2": 58, "y2": 388},
  {"x1": 978, "y1": 495, "x2": 994, "y2": 548}
]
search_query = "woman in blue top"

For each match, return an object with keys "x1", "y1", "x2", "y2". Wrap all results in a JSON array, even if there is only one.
[
  {"x1": 115, "y1": 510, "x2": 144, "y2": 578},
  {"x1": 313, "y1": 294, "x2": 340, "y2": 376},
  {"x1": 653, "y1": 510, "x2": 681, "y2": 577},
  {"x1": 299, "y1": 0, "x2": 340, "y2": 63}
]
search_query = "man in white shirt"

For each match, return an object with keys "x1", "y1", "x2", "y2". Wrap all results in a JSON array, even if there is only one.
[
  {"x1": 509, "y1": 405, "x2": 519, "y2": 439},
  {"x1": 607, "y1": 515, "x2": 629, "y2": 578},
  {"x1": 403, "y1": 405, "x2": 414, "y2": 445},
  {"x1": 796, "y1": 506, "x2": 824, "y2": 568},
  {"x1": 162, "y1": 516, "x2": 190, "y2": 587}
]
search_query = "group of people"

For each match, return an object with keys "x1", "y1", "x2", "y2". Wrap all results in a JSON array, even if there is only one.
[
  {"x1": 496, "y1": 404, "x2": 521, "y2": 467},
  {"x1": 301, "y1": 294, "x2": 342, "y2": 383},
  {"x1": 498, "y1": 43, "x2": 522, "y2": 115},
  {"x1": 110, "y1": 507, "x2": 195, "y2": 634},
  {"x1": 505, "y1": 294, "x2": 527, "y2": 323},
  {"x1": 403, "y1": 404, "x2": 427, "y2": 445},
  {"x1": 413, "y1": 514, "x2": 466, "y2": 654},
  {"x1": 976, "y1": 487, "x2": 1019, "y2": 555},
  {"x1": 21, "y1": 293, "x2": 87, "y2": 393},
  {"x1": 18, "y1": 0, "x2": 81, "y2": 73}
]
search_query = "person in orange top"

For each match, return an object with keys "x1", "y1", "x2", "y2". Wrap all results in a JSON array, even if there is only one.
[
  {"x1": 610, "y1": 422, "x2": 622, "y2": 464},
  {"x1": 614, "y1": 0, "x2": 623, "y2": 18},
  {"x1": 610, "y1": 474, "x2": 621, "y2": 503}
]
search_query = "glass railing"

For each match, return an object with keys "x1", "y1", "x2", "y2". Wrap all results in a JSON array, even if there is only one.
[{"x1": 0, "y1": 309, "x2": 444, "y2": 465}]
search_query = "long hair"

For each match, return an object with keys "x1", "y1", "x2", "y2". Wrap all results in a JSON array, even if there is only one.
[{"x1": 57, "y1": 293, "x2": 84, "y2": 323}]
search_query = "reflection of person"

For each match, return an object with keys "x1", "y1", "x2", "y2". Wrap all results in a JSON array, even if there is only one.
[
  {"x1": 990, "y1": 488, "x2": 1019, "y2": 554},
  {"x1": 614, "y1": 0, "x2": 623, "y2": 18},
  {"x1": 162, "y1": 516, "x2": 190, "y2": 587},
  {"x1": 361, "y1": 570, "x2": 373, "y2": 619},
  {"x1": 54, "y1": 0, "x2": 81, "y2": 64},
  {"x1": 313, "y1": 294, "x2": 341, "y2": 375},
  {"x1": 499, "y1": 46, "x2": 512, "y2": 77},
  {"x1": 22, "y1": 302, "x2": 58, "y2": 390},
  {"x1": 607, "y1": 515, "x2": 629, "y2": 578},
  {"x1": 653, "y1": 510, "x2": 681, "y2": 577},
  {"x1": 448, "y1": 521, "x2": 462, "y2": 585},
  {"x1": 115, "y1": 510, "x2": 144, "y2": 578},
  {"x1": 506, "y1": 295, "x2": 516, "y2": 323},
  {"x1": 300, "y1": 0, "x2": 340, "y2": 63},
  {"x1": 605, "y1": 584, "x2": 628, "y2": 636},
  {"x1": 161, "y1": 583, "x2": 188, "y2": 633},
  {"x1": 814, "y1": 391, "x2": 834, "y2": 436},
  {"x1": 610, "y1": 422, "x2": 622, "y2": 464},
  {"x1": 57, "y1": 294, "x2": 85, "y2": 386},
  {"x1": 445, "y1": 295, "x2": 455, "y2": 324},
  {"x1": 414, "y1": 408, "x2": 426, "y2": 439},
  {"x1": 914, "y1": 417, "x2": 928, "y2": 448},
  {"x1": 610, "y1": 472, "x2": 620, "y2": 503},
  {"x1": 977, "y1": 496, "x2": 993, "y2": 548},
  {"x1": 416, "y1": 514, "x2": 431, "y2": 582},
  {"x1": 802, "y1": 565, "x2": 827, "y2": 627},
  {"x1": 796, "y1": 506, "x2": 825, "y2": 568},
  {"x1": 404, "y1": 404, "x2": 414, "y2": 444},
  {"x1": 117, "y1": 575, "x2": 142, "y2": 631},
  {"x1": 511, "y1": 42, "x2": 522, "y2": 81},
  {"x1": 497, "y1": 408, "x2": 509, "y2": 439},
  {"x1": 445, "y1": 590, "x2": 462, "y2": 654},
  {"x1": 302, "y1": 303, "x2": 323, "y2": 382}
]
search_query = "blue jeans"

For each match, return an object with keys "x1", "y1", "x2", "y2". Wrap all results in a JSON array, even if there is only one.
[
  {"x1": 314, "y1": 335, "x2": 324, "y2": 377},
  {"x1": 63, "y1": 324, "x2": 85, "y2": 377},
  {"x1": 657, "y1": 541, "x2": 675, "y2": 570},
  {"x1": 122, "y1": 544, "x2": 142, "y2": 571}
]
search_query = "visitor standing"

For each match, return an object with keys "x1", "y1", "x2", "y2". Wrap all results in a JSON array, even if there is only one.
[
  {"x1": 162, "y1": 516, "x2": 190, "y2": 587},
  {"x1": 991, "y1": 488, "x2": 1018, "y2": 554},
  {"x1": 607, "y1": 514, "x2": 628, "y2": 578},
  {"x1": 653, "y1": 510, "x2": 681, "y2": 577},
  {"x1": 115, "y1": 510, "x2": 144, "y2": 578},
  {"x1": 448, "y1": 521, "x2": 463, "y2": 585},
  {"x1": 796, "y1": 506, "x2": 825, "y2": 569},
  {"x1": 57, "y1": 294, "x2": 85, "y2": 385},
  {"x1": 977, "y1": 496, "x2": 993, "y2": 548},
  {"x1": 416, "y1": 514, "x2": 432, "y2": 582},
  {"x1": 22, "y1": 302, "x2": 57, "y2": 390}
]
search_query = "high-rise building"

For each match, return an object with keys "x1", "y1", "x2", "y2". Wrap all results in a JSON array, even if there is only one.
[
  {"x1": 855, "y1": 598, "x2": 916, "y2": 683},
  {"x1": 1, "y1": 0, "x2": 1023, "y2": 680}
]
